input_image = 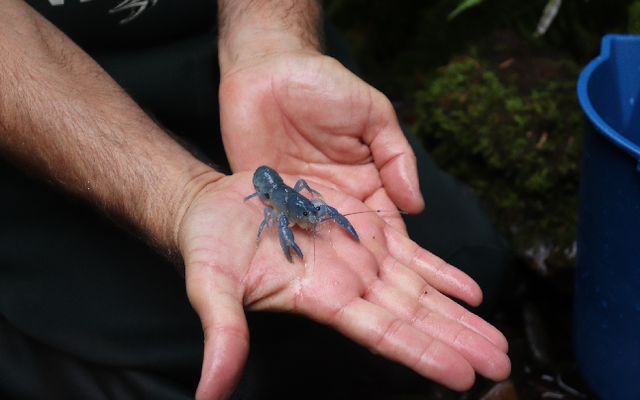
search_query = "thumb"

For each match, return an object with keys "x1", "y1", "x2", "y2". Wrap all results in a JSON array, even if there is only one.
[
  {"x1": 363, "y1": 95, "x2": 424, "y2": 215},
  {"x1": 186, "y1": 265, "x2": 250, "y2": 400}
]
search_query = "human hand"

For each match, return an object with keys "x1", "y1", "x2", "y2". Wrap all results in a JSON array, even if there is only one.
[
  {"x1": 219, "y1": 50, "x2": 424, "y2": 232},
  {"x1": 179, "y1": 171, "x2": 510, "y2": 400}
]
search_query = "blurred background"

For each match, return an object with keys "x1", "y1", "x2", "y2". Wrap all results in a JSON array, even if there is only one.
[{"x1": 324, "y1": 1, "x2": 640, "y2": 398}]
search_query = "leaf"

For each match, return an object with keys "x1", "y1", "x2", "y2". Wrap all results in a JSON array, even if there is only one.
[
  {"x1": 534, "y1": 0, "x2": 563, "y2": 37},
  {"x1": 448, "y1": 0, "x2": 486, "y2": 21}
]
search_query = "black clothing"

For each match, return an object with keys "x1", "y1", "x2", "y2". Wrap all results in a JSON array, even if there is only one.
[{"x1": 25, "y1": 0, "x2": 216, "y2": 50}]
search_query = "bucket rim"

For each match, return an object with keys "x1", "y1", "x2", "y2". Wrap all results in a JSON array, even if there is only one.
[{"x1": 577, "y1": 34, "x2": 640, "y2": 161}]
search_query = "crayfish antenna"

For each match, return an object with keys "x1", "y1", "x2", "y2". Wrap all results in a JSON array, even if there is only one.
[{"x1": 340, "y1": 209, "x2": 409, "y2": 218}]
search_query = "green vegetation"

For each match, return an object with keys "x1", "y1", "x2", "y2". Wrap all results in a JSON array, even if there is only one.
[
  {"x1": 629, "y1": 0, "x2": 640, "y2": 34},
  {"x1": 325, "y1": 0, "x2": 638, "y2": 273},
  {"x1": 413, "y1": 53, "x2": 583, "y2": 272}
]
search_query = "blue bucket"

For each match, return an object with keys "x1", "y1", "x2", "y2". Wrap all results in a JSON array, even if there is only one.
[{"x1": 575, "y1": 34, "x2": 640, "y2": 400}]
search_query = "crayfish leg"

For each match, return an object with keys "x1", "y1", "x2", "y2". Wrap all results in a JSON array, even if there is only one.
[
  {"x1": 293, "y1": 179, "x2": 322, "y2": 198},
  {"x1": 255, "y1": 207, "x2": 272, "y2": 247},
  {"x1": 244, "y1": 191, "x2": 261, "y2": 202}
]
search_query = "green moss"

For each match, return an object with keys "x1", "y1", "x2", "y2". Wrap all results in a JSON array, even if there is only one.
[
  {"x1": 413, "y1": 56, "x2": 582, "y2": 272},
  {"x1": 629, "y1": 1, "x2": 640, "y2": 34}
]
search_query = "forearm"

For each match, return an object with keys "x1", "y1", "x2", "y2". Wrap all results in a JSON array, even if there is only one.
[
  {"x1": 217, "y1": 0, "x2": 323, "y2": 74},
  {"x1": 0, "y1": 1, "x2": 223, "y2": 255}
]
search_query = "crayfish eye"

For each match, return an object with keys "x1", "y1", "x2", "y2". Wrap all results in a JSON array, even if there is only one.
[
  {"x1": 315, "y1": 206, "x2": 321, "y2": 211},
  {"x1": 303, "y1": 211, "x2": 309, "y2": 216}
]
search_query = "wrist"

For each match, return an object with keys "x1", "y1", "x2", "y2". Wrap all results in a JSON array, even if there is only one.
[
  {"x1": 158, "y1": 160, "x2": 226, "y2": 263},
  {"x1": 217, "y1": 0, "x2": 323, "y2": 75}
]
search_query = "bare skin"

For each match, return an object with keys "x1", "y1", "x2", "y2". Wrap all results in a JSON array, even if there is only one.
[
  {"x1": 218, "y1": 0, "x2": 423, "y2": 234},
  {"x1": 0, "y1": 1, "x2": 511, "y2": 399},
  {"x1": 183, "y1": 174, "x2": 511, "y2": 399}
]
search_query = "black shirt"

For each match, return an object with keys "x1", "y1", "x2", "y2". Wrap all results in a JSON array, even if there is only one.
[{"x1": 25, "y1": 0, "x2": 217, "y2": 50}]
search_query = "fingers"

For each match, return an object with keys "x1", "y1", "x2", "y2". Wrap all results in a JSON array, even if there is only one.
[
  {"x1": 358, "y1": 223, "x2": 511, "y2": 382},
  {"x1": 186, "y1": 264, "x2": 250, "y2": 400},
  {"x1": 377, "y1": 256, "x2": 509, "y2": 353},
  {"x1": 330, "y1": 297, "x2": 477, "y2": 391},
  {"x1": 363, "y1": 276, "x2": 511, "y2": 380},
  {"x1": 381, "y1": 227, "x2": 510, "y2": 351},
  {"x1": 327, "y1": 260, "x2": 510, "y2": 387},
  {"x1": 383, "y1": 225, "x2": 484, "y2": 307}
]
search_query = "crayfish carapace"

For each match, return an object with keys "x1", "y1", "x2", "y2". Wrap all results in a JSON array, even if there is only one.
[{"x1": 244, "y1": 166, "x2": 359, "y2": 262}]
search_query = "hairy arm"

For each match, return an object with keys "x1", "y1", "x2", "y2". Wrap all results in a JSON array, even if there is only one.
[
  {"x1": 0, "y1": 0, "x2": 222, "y2": 255},
  {"x1": 217, "y1": 0, "x2": 323, "y2": 70}
]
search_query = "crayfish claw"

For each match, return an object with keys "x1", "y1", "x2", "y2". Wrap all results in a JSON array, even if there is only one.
[
  {"x1": 277, "y1": 214, "x2": 304, "y2": 263},
  {"x1": 324, "y1": 205, "x2": 360, "y2": 243}
]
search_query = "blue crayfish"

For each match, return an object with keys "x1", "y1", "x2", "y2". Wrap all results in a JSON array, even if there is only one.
[{"x1": 244, "y1": 166, "x2": 360, "y2": 262}]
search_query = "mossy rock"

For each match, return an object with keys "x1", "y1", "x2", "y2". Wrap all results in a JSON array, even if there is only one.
[{"x1": 413, "y1": 48, "x2": 583, "y2": 274}]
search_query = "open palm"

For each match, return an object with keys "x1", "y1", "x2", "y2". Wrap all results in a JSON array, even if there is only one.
[
  {"x1": 219, "y1": 51, "x2": 425, "y2": 226},
  {"x1": 179, "y1": 171, "x2": 510, "y2": 400}
]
